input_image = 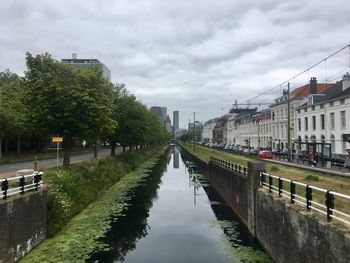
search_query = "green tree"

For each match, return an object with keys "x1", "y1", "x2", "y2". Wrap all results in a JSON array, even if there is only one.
[
  {"x1": 24, "y1": 53, "x2": 115, "y2": 166},
  {"x1": 0, "y1": 70, "x2": 28, "y2": 158}
]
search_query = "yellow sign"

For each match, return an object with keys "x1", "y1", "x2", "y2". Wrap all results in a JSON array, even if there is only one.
[{"x1": 52, "y1": 137, "x2": 63, "y2": 143}]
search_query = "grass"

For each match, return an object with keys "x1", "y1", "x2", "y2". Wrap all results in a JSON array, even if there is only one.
[{"x1": 181, "y1": 142, "x2": 350, "y2": 217}]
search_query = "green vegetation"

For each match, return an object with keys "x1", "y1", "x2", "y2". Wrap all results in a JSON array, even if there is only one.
[
  {"x1": 305, "y1": 174, "x2": 319, "y2": 181},
  {"x1": 0, "y1": 53, "x2": 170, "y2": 164},
  {"x1": 270, "y1": 165, "x2": 279, "y2": 172},
  {"x1": 212, "y1": 220, "x2": 273, "y2": 263},
  {"x1": 46, "y1": 146, "x2": 164, "y2": 237},
  {"x1": 20, "y1": 149, "x2": 166, "y2": 263}
]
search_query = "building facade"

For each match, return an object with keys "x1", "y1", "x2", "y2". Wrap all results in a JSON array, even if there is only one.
[
  {"x1": 296, "y1": 74, "x2": 350, "y2": 154},
  {"x1": 61, "y1": 53, "x2": 111, "y2": 81},
  {"x1": 202, "y1": 118, "x2": 218, "y2": 143}
]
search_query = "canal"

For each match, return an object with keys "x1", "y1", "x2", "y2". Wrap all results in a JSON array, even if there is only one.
[{"x1": 88, "y1": 147, "x2": 272, "y2": 262}]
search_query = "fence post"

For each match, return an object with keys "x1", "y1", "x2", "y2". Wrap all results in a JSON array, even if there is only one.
[
  {"x1": 247, "y1": 160, "x2": 266, "y2": 237},
  {"x1": 2, "y1": 179, "x2": 8, "y2": 200},
  {"x1": 325, "y1": 190, "x2": 334, "y2": 221},
  {"x1": 278, "y1": 177, "x2": 282, "y2": 197},
  {"x1": 306, "y1": 185, "x2": 312, "y2": 211},
  {"x1": 19, "y1": 176, "x2": 25, "y2": 195},
  {"x1": 290, "y1": 181, "x2": 295, "y2": 204},
  {"x1": 268, "y1": 175, "x2": 272, "y2": 193}
]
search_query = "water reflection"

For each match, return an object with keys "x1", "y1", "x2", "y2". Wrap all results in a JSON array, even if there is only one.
[
  {"x1": 87, "y1": 150, "x2": 170, "y2": 263},
  {"x1": 87, "y1": 147, "x2": 272, "y2": 263}
]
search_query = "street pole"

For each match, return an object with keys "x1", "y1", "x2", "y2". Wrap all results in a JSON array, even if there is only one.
[
  {"x1": 287, "y1": 82, "x2": 292, "y2": 162},
  {"x1": 193, "y1": 112, "x2": 196, "y2": 151},
  {"x1": 57, "y1": 142, "x2": 59, "y2": 169}
]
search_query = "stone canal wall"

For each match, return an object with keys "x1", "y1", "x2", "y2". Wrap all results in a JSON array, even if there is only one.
[
  {"x1": 180, "y1": 146, "x2": 350, "y2": 263},
  {"x1": 0, "y1": 189, "x2": 47, "y2": 263},
  {"x1": 255, "y1": 190, "x2": 350, "y2": 263}
]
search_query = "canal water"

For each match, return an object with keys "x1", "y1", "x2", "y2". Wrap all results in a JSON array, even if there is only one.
[{"x1": 88, "y1": 147, "x2": 272, "y2": 263}]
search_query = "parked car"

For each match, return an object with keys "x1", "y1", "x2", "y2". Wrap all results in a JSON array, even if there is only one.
[{"x1": 258, "y1": 150, "x2": 273, "y2": 159}]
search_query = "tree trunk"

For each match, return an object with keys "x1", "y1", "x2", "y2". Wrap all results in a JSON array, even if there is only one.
[
  {"x1": 17, "y1": 135, "x2": 21, "y2": 158},
  {"x1": 94, "y1": 144, "x2": 98, "y2": 159},
  {"x1": 5, "y1": 137, "x2": 8, "y2": 154},
  {"x1": 110, "y1": 142, "x2": 116, "y2": 156},
  {"x1": 62, "y1": 134, "x2": 73, "y2": 167},
  {"x1": 63, "y1": 149, "x2": 71, "y2": 167},
  {"x1": 0, "y1": 137, "x2": 2, "y2": 159}
]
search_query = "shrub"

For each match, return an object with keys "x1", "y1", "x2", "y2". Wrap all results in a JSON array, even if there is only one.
[
  {"x1": 270, "y1": 165, "x2": 279, "y2": 172},
  {"x1": 305, "y1": 174, "x2": 319, "y2": 181}
]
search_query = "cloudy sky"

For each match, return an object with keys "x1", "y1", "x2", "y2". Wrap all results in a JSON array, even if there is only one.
[{"x1": 1, "y1": 0, "x2": 350, "y2": 128}]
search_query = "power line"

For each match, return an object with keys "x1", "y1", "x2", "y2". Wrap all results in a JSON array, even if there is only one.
[{"x1": 246, "y1": 44, "x2": 350, "y2": 103}]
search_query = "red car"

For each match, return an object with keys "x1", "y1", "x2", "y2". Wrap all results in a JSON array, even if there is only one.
[{"x1": 258, "y1": 150, "x2": 273, "y2": 159}]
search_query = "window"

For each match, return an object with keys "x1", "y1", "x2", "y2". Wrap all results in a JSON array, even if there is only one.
[
  {"x1": 312, "y1": 116, "x2": 316, "y2": 130},
  {"x1": 330, "y1": 112, "x2": 335, "y2": 129},
  {"x1": 320, "y1": 114, "x2": 325, "y2": 129},
  {"x1": 298, "y1": 118, "x2": 301, "y2": 131},
  {"x1": 304, "y1": 117, "x2": 308, "y2": 131},
  {"x1": 304, "y1": 108, "x2": 307, "y2": 112},
  {"x1": 329, "y1": 101, "x2": 334, "y2": 107},
  {"x1": 297, "y1": 109, "x2": 300, "y2": 114},
  {"x1": 330, "y1": 134, "x2": 335, "y2": 153},
  {"x1": 341, "y1": 111, "x2": 346, "y2": 128},
  {"x1": 312, "y1": 106, "x2": 315, "y2": 111},
  {"x1": 340, "y1": 99, "x2": 345, "y2": 105},
  {"x1": 320, "y1": 104, "x2": 324, "y2": 109}
]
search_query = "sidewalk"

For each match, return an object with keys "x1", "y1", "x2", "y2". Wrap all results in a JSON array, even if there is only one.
[
  {"x1": 265, "y1": 158, "x2": 350, "y2": 178},
  {"x1": 0, "y1": 148, "x2": 116, "y2": 179}
]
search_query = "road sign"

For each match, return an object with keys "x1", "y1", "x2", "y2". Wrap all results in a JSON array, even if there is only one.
[{"x1": 52, "y1": 137, "x2": 63, "y2": 143}]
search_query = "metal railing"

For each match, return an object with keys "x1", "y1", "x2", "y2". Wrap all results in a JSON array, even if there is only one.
[
  {"x1": 210, "y1": 157, "x2": 247, "y2": 175},
  {"x1": 260, "y1": 172, "x2": 350, "y2": 225},
  {"x1": 1, "y1": 172, "x2": 44, "y2": 200}
]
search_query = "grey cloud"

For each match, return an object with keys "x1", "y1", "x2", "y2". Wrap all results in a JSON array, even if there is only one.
[{"x1": 1, "y1": 0, "x2": 350, "y2": 127}]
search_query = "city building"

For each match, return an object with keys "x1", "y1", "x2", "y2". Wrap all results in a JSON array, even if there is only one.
[
  {"x1": 212, "y1": 115, "x2": 229, "y2": 144},
  {"x1": 172, "y1": 111, "x2": 179, "y2": 138},
  {"x1": 150, "y1": 106, "x2": 167, "y2": 123},
  {"x1": 269, "y1": 77, "x2": 333, "y2": 150},
  {"x1": 296, "y1": 73, "x2": 350, "y2": 154},
  {"x1": 165, "y1": 115, "x2": 172, "y2": 133},
  {"x1": 61, "y1": 53, "x2": 111, "y2": 81},
  {"x1": 202, "y1": 118, "x2": 218, "y2": 143}
]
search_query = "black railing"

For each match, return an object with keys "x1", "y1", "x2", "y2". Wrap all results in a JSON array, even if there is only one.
[
  {"x1": 210, "y1": 157, "x2": 247, "y2": 175},
  {"x1": 1, "y1": 172, "x2": 43, "y2": 200},
  {"x1": 260, "y1": 172, "x2": 349, "y2": 225}
]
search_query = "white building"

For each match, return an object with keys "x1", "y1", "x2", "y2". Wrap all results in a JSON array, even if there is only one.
[
  {"x1": 270, "y1": 78, "x2": 333, "y2": 150},
  {"x1": 296, "y1": 74, "x2": 350, "y2": 154},
  {"x1": 202, "y1": 118, "x2": 218, "y2": 143}
]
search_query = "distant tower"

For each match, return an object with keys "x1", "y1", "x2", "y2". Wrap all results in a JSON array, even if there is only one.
[{"x1": 173, "y1": 111, "x2": 179, "y2": 130}]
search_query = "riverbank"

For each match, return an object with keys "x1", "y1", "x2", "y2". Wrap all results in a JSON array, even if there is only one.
[
  {"x1": 181, "y1": 142, "x2": 350, "y2": 198},
  {"x1": 44, "y1": 145, "x2": 165, "y2": 237},
  {"x1": 20, "y1": 147, "x2": 168, "y2": 263}
]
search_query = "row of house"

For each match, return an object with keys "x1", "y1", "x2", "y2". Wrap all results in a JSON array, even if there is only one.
[{"x1": 202, "y1": 74, "x2": 350, "y2": 155}]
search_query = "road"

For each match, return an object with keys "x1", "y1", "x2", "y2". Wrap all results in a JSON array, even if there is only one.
[{"x1": 0, "y1": 148, "x2": 118, "y2": 179}]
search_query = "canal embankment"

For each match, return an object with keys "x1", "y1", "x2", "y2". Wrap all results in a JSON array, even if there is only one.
[
  {"x1": 180, "y1": 143, "x2": 350, "y2": 263},
  {"x1": 19, "y1": 147, "x2": 168, "y2": 263}
]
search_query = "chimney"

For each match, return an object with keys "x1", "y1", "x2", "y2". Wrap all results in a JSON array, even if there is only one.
[
  {"x1": 342, "y1": 72, "x2": 350, "y2": 91},
  {"x1": 72, "y1": 53, "x2": 77, "y2": 59},
  {"x1": 309, "y1": 77, "x2": 317, "y2": 94}
]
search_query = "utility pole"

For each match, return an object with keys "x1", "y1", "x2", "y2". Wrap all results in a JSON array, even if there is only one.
[
  {"x1": 287, "y1": 82, "x2": 292, "y2": 162},
  {"x1": 188, "y1": 118, "x2": 191, "y2": 147},
  {"x1": 193, "y1": 112, "x2": 196, "y2": 151}
]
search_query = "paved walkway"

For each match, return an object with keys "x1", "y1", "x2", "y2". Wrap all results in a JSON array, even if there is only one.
[
  {"x1": 265, "y1": 158, "x2": 350, "y2": 178},
  {"x1": 0, "y1": 148, "x2": 119, "y2": 179}
]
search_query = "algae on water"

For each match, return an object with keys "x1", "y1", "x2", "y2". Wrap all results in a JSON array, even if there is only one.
[{"x1": 20, "y1": 152, "x2": 165, "y2": 263}]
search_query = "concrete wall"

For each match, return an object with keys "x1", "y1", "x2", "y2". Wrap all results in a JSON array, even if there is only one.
[
  {"x1": 180, "y1": 146, "x2": 350, "y2": 263},
  {"x1": 0, "y1": 189, "x2": 47, "y2": 263},
  {"x1": 256, "y1": 189, "x2": 350, "y2": 263}
]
